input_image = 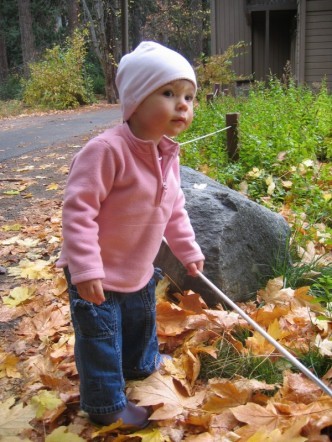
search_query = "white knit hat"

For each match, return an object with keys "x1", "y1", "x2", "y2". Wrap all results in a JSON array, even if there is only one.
[{"x1": 116, "y1": 41, "x2": 197, "y2": 121}]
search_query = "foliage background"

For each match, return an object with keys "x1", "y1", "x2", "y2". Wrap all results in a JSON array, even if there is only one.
[{"x1": 0, "y1": 0, "x2": 211, "y2": 102}]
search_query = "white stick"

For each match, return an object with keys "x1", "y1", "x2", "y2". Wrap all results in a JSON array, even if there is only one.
[
  {"x1": 196, "y1": 270, "x2": 332, "y2": 397},
  {"x1": 179, "y1": 126, "x2": 231, "y2": 146}
]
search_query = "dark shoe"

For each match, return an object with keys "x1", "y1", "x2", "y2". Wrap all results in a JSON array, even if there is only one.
[{"x1": 89, "y1": 400, "x2": 150, "y2": 427}]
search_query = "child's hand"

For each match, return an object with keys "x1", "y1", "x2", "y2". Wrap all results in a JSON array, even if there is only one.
[
  {"x1": 185, "y1": 260, "x2": 204, "y2": 277},
  {"x1": 76, "y1": 279, "x2": 105, "y2": 305}
]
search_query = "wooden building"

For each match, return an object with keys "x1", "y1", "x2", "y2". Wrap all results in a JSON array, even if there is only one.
[{"x1": 210, "y1": 0, "x2": 332, "y2": 90}]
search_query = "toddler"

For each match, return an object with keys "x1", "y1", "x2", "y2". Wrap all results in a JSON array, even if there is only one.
[{"x1": 57, "y1": 41, "x2": 205, "y2": 427}]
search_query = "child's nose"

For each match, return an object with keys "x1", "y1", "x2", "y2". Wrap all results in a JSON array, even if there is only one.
[{"x1": 177, "y1": 97, "x2": 188, "y2": 110}]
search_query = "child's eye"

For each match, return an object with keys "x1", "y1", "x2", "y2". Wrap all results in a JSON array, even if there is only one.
[
  {"x1": 163, "y1": 90, "x2": 174, "y2": 97},
  {"x1": 185, "y1": 94, "x2": 194, "y2": 102}
]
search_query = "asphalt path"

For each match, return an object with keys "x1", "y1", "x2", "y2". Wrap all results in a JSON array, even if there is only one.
[{"x1": 0, "y1": 104, "x2": 122, "y2": 162}]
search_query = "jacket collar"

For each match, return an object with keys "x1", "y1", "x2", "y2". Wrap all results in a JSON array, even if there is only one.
[{"x1": 121, "y1": 122, "x2": 180, "y2": 158}]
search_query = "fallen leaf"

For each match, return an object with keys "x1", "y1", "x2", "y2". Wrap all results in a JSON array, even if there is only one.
[
  {"x1": 1, "y1": 224, "x2": 22, "y2": 231},
  {"x1": 0, "y1": 353, "x2": 21, "y2": 378},
  {"x1": 46, "y1": 183, "x2": 59, "y2": 191},
  {"x1": 7, "y1": 259, "x2": 54, "y2": 280},
  {"x1": 45, "y1": 426, "x2": 85, "y2": 441},
  {"x1": 246, "y1": 421, "x2": 307, "y2": 442},
  {"x1": 0, "y1": 398, "x2": 35, "y2": 437},
  {"x1": 231, "y1": 401, "x2": 287, "y2": 431},
  {"x1": 127, "y1": 372, "x2": 205, "y2": 420},
  {"x1": 30, "y1": 390, "x2": 64, "y2": 419},
  {"x1": 3, "y1": 286, "x2": 36, "y2": 307}
]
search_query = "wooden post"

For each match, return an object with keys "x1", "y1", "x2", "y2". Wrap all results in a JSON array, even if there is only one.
[
  {"x1": 121, "y1": 0, "x2": 129, "y2": 54},
  {"x1": 214, "y1": 83, "x2": 221, "y2": 96},
  {"x1": 206, "y1": 93, "x2": 214, "y2": 103},
  {"x1": 226, "y1": 113, "x2": 240, "y2": 161},
  {"x1": 222, "y1": 84, "x2": 229, "y2": 96}
]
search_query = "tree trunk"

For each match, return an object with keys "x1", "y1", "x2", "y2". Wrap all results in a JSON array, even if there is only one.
[
  {"x1": 103, "y1": 59, "x2": 118, "y2": 103},
  {"x1": 67, "y1": 0, "x2": 80, "y2": 34},
  {"x1": 0, "y1": 9, "x2": 9, "y2": 82},
  {"x1": 81, "y1": 0, "x2": 119, "y2": 103},
  {"x1": 17, "y1": 0, "x2": 36, "y2": 77}
]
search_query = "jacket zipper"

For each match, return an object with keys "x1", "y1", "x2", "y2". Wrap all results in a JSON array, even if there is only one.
[{"x1": 156, "y1": 152, "x2": 173, "y2": 206}]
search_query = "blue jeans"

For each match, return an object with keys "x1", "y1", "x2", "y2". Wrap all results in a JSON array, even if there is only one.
[{"x1": 64, "y1": 267, "x2": 163, "y2": 414}]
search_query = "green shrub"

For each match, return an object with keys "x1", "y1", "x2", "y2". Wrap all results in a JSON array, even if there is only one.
[
  {"x1": 310, "y1": 266, "x2": 332, "y2": 317},
  {"x1": 0, "y1": 100, "x2": 26, "y2": 118},
  {"x1": 22, "y1": 30, "x2": 94, "y2": 109},
  {"x1": 0, "y1": 74, "x2": 24, "y2": 100},
  {"x1": 85, "y1": 58, "x2": 105, "y2": 96},
  {"x1": 178, "y1": 77, "x2": 332, "y2": 232},
  {"x1": 195, "y1": 42, "x2": 249, "y2": 95}
]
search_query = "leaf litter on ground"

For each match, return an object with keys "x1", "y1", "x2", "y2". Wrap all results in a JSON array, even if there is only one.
[{"x1": 0, "y1": 145, "x2": 331, "y2": 441}]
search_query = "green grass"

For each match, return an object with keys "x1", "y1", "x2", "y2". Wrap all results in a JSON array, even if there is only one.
[
  {"x1": 179, "y1": 79, "x2": 332, "y2": 220},
  {"x1": 199, "y1": 338, "x2": 287, "y2": 386},
  {"x1": 179, "y1": 77, "x2": 332, "y2": 386},
  {"x1": 0, "y1": 100, "x2": 28, "y2": 119}
]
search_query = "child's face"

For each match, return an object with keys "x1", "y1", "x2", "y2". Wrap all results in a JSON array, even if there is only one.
[{"x1": 128, "y1": 79, "x2": 195, "y2": 144}]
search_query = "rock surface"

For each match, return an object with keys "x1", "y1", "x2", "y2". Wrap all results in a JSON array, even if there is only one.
[{"x1": 154, "y1": 166, "x2": 290, "y2": 306}]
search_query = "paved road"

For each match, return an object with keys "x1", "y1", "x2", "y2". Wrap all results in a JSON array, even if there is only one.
[{"x1": 0, "y1": 105, "x2": 122, "y2": 162}]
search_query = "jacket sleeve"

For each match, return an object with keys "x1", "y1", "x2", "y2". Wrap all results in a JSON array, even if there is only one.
[
  {"x1": 163, "y1": 159, "x2": 205, "y2": 266},
  {"x1": 61, "y1": 139, "x2": 114, "y2": 285}
]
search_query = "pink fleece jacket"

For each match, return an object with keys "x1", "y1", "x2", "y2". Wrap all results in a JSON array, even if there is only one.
[{"x1": 57, "y1": 122, "x2": 204, "y2": 292}]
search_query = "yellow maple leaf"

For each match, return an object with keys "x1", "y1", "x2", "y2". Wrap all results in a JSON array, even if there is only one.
[
  {"x1": 246, "y1": 319, "x2": 288, "y2": 355},
  {"x1": 8, "y1": 259, "x2": 53, "y2": 280},
  {"x1": 3, "y1": 286, "x2": 36, "y2": 307},
  {"x1": 93, "y1": 425, "x2": 165, "y2": 441},
  {"x1": 0, "y1": 397, "x2": 35, "y2": 437},
  {"x1": 46, "y1": 183, "x2": 59, "y2": 191},
  {"x1": 0, "y1": 353, "x2": 21, "y2": 379},
  {"x1": 1, "y1": 236, "x2": 40, "y2": 247},
  {"x1": 30, "y1": 390, "x2": 63, "y2": 419},
  {"x1": 246, "y1": 414, "x2": 308, "y2": 441},
  {"x1": 1, "y1": 224, "x2": 22, "y2": 231},
  {"x1": 252, "y1": 305, "x2": 289, "y2": 327},
  {"x1": 45, "y1": 426, "x2": 85, "y2": 441},
  {"x1": 3, "y1": 189, "x2": 20, "y2": 195},
  {"x1": 52, "y1": 275, "x2": 68, "y2": 296}
]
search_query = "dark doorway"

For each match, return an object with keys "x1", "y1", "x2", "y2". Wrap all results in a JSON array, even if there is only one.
[{"x1": 252, "y1": 9, "x2": 297, "y2": 80}]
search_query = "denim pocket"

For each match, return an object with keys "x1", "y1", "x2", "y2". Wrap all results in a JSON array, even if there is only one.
[{"x1": 71, "y1": 298, "x2": 117, "y2": 339}]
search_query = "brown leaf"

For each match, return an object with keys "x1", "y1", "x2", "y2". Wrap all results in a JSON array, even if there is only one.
[
  {"x1": 280, "y1": 372, "x2": 328, "y2": 403},
  {"x1": 175, "y1": 291, "x2": 208, "y2": 313},
  {"x1": 156, "y1": 302, "x2": 191, "y2": 336},
  {"x1": 127, "y1": 372, "x2": 205, "y2": 420},
  {"x1": 231, "y1": 401, "x2": 287, "y2": 431},
  {"x1": 203, "y1": 380, "x2": 251, "y2": 412},
  {"x1": 18, "y1": 304, "x2": 70, "y2": 339}
]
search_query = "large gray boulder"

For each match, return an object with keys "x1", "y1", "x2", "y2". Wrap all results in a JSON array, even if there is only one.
[{"x1": 154, "y1": 166, "x2": 290, "y2": 306}]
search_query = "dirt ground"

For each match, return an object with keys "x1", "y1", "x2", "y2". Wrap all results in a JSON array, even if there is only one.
[
  {"x1": 0, "y1": 137, "x2": 83, "y2": 221},
  {"x1": 0, "y1": 103, "x2": 120, "y2": 221}
]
